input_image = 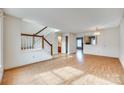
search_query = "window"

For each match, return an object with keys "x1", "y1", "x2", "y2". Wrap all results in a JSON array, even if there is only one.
[{"x1": 77, "y1": 39, "x2": 82, "y2": 47}]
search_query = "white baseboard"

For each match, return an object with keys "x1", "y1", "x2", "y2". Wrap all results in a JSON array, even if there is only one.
[{"x1": 84, "y1": 53, "x2": 119, "y2": 58}]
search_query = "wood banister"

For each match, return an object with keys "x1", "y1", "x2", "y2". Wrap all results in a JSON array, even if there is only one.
[
  {"x1": 35, "y1": 26, "x2": 47, "y2": 35},
  {"x1": 21, "y1": 33, "x2": 43, "y2": 37},
  {"x1": 42, "y1": 36, "x2": 53, "y2": 55},
  {"x1": 21, "y1": 33, "x2": 53, "y2": 55},
  {"x1": 43, "y1": 36, "x2": 52, "y2": 46}
]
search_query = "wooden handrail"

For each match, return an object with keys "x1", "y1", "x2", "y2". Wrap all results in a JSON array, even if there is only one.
[
  {"x1": 43, "y1": 36, "x2": 52, "y2": 46},
  {"x1": 21, "y1": 33, "x2": 52, "y2": 46},
  {"x1": 35, "y1": 26, "x2": 47, "y2": 35},
  {"x1": 21, "y1": 33, "x2": 53, "y2": 55},
  {"x1": 42, "y1": 36, "x2": 53, "y2": 55},
  {"x1": 21, "y1": 33, "x2": 43, "y2": 37}
]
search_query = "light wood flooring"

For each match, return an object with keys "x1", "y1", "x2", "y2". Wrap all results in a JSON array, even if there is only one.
[{"x1": 2, "y1": 50, "x2": 124, "y2": 85}]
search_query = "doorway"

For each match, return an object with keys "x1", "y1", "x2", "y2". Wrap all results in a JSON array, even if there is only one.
[
  {"x1": 58, "y1": 35, "x2": 62, "y2": 54},
  {"x1": 65, "y1": 36, "x2": 68, "y2": 54},
  {"x1": 76, "y1": 37, "x2": 83, "y2": 50}
]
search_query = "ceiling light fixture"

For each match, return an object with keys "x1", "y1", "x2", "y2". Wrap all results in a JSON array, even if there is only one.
[
  {"x1": 94, "y1": 27, "x2": 100, "y2": 35},
  {"x1": 54, "y1": 29, "x2": 60, "y2": 32}
]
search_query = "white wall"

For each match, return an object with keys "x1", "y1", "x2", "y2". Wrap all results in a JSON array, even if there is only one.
[
  {"x1": 4, "y1": 15, "x2": 53, "y2": 69},
  {"x1": 68, "y1": 33, "x2": 76, "y2": 54},
  {"x1": 0, "y1": 10, "x2": 3, "y2": 82},
  {"x1": 119, "y1": 17, "x2": 124, "y2": 68},
  {"x1": 61, "y1": 33, "x2": 67, "y2": 54},
  {"x1": 62, "y1": 33, "x2": 76, "y2": 54},
  {"x1": 77, "y1": 27, "x2": 120, "y2": 58}
]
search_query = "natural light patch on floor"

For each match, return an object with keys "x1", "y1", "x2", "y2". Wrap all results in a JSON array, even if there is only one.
[
  {"x1": 29, "y1": 66, "x2": 84, "y2": 85},
  {"x1": 71, "y1": 74, "x2": 117, "y2": 85},
  {"x1": 33, "y1": 71, "x2": 63, "y2": 85},
  {"x1": 53, "y1": 67, "x2": 83, "y2": 80},
  {"x1": 26, "y1": 67, "x2": 119, "y2": 85}
]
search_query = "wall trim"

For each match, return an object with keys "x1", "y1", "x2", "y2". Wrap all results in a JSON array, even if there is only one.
[{"x1": 84, "y1": 53, "x2": 119, "y2": 59}]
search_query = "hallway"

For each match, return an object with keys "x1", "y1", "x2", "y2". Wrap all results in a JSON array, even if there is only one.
[{"x1": 2, "y1": 50, "x2": 124, "y2": 85}]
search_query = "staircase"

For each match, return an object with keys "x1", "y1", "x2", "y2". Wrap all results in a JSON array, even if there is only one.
[
  {"x1": 21, "y1": 26, "x2": 54, "y2": 64},
  {"x1": 21, "y1": 34, "x2": 53, "y2": 55}
]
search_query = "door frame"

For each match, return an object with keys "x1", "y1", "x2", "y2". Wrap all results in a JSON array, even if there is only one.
[
  {"x1": 65, "y1": 36, "x2": 68, "y2": 54},
  {"x1": 58, "y1": 35, "x2": 62, "y2": 54},
  {"x1": 76, "y1": 37, "x2": 83, "y2": 50}
]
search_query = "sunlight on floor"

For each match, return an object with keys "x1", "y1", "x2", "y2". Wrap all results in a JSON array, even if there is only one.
[
  {"x1": 76, "y1": 50, "x2": 84, "y2": 64},
  {"x1": 30, "y1": 66, "x2": 84, "y2": 85},
  {"x1": 71, "y1": 74, "x2": 117, "y2": 85},
  {"x1": 30, "y1": 66, "x2": 119, "y2": 85}
]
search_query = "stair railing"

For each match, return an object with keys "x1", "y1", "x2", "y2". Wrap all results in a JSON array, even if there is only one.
[{"x1": 21, "y1": 33, "x2": 53, "y2": 55}]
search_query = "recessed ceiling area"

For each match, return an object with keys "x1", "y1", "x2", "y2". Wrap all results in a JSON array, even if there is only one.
[{"x1": 3, "y1": 8, "x2": 124, "y2": 33}]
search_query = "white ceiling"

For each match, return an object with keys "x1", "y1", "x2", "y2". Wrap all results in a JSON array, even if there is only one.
[{"x1": 3, "y1": 8, "x2": 124, "y2": 33}]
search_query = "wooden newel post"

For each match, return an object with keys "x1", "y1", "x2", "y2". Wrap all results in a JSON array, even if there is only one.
[
  {"x1": 51, "y1": 45, "x2": 53, "y2": 55},
  {"x1": 42, "y1": 36, "x2": 44, "y2": 48}
]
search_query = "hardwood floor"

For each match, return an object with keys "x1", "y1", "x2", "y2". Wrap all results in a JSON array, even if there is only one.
[{"x1": 2, "y1": 50, "x2": 124, "y2": 85}]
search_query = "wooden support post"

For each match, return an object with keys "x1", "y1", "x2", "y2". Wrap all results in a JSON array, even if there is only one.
[
  {"x1": 42, "y1": 36, "x2": 44, "y2": 48},
  {"x1": 51, "y1": 45, "x2": 53, "y2": 55}
]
